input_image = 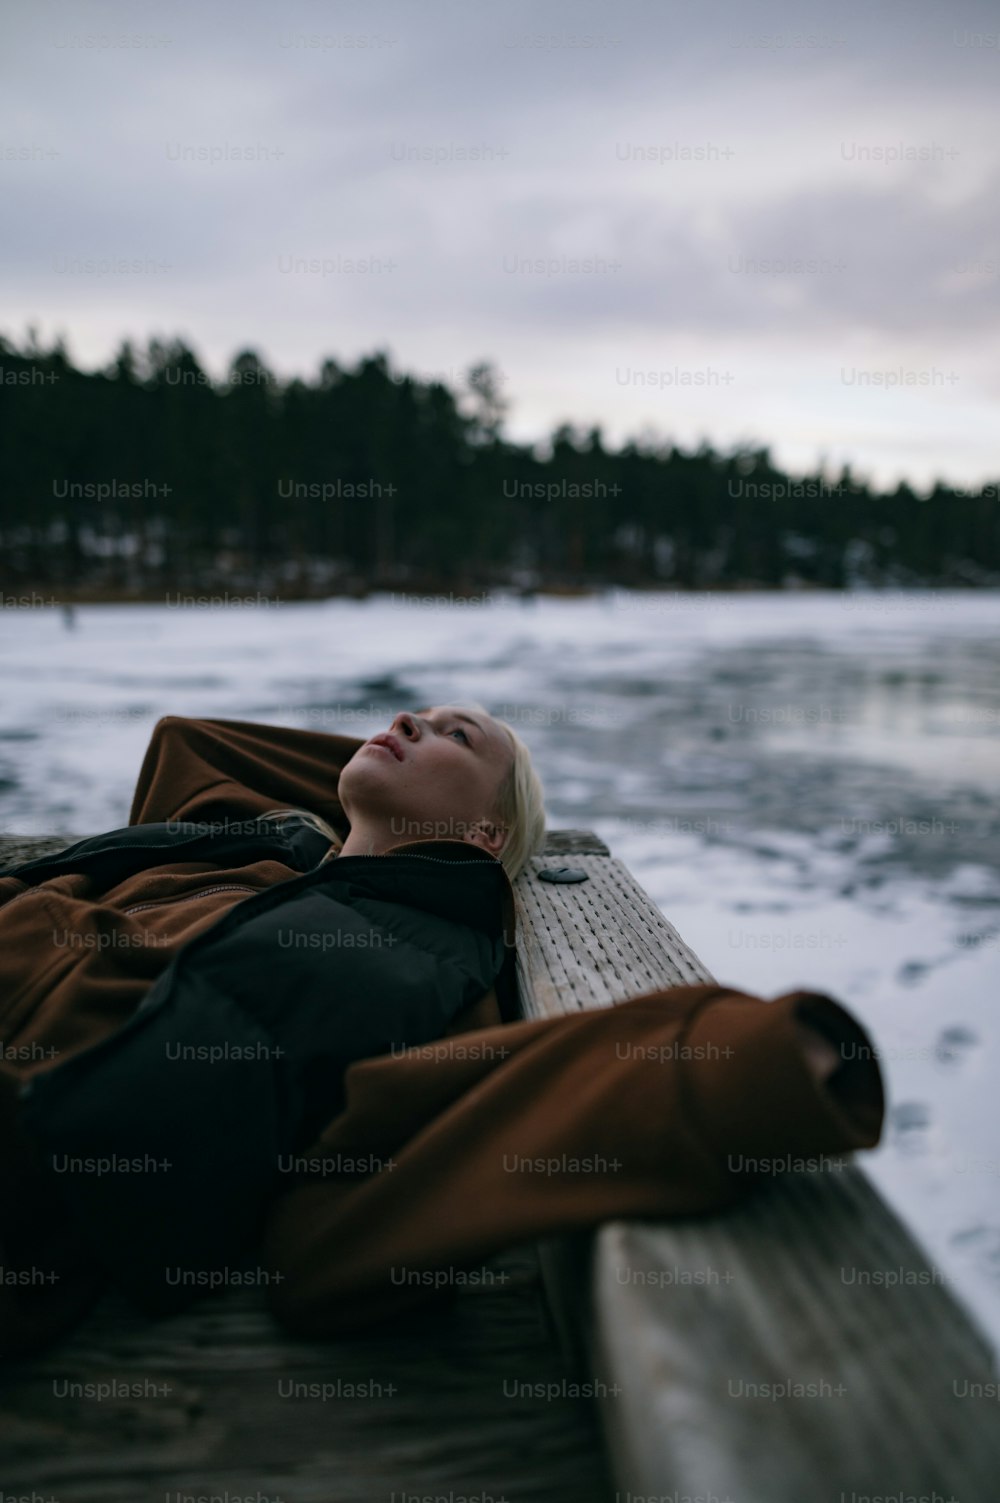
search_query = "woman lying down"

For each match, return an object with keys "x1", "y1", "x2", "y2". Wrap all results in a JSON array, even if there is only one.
[{"x1": 0, "y1": 703, "x2": 884, "y2": 1359}]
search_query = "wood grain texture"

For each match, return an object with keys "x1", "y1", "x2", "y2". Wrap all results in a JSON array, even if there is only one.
[
  {"x1": 0, "y1": 833, "x2": 74, "y2": 865},
  {"x1": 2, "y1": 1241, "x2": 614, "y2": 1503},
  {"x1": 541, "y1": 829, "x2": 611, "y2": 856},
  {"x1": 513, "y1": 844, "x2": 1000, "y2": 1503},
  {"x1": 515, "y1": 849, "x2": 712, "y2": 1019}
]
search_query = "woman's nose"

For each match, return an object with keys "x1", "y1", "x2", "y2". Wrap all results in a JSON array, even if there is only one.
[{"x1": 393, "y1": 712, "x2": 418, "y2": 740}]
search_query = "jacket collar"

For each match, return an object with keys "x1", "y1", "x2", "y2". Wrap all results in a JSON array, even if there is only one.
[{"x1": 333, "y1": 836, "x2": 518, "y2": 954}]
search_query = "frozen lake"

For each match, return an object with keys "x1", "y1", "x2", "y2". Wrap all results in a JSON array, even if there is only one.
[{"x1": 2, "y1": 589, "x2": 999, "y2": 1350}]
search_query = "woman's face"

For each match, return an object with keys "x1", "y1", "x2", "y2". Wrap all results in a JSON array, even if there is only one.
[{"x1": 338, "y1": 704, "x2": 514, "y2": 849}]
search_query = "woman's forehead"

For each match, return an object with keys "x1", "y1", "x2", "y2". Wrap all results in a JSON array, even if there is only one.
[
  {"x1": 416, "y1": 703, "x2": 492, "y2": 728},
  {"x1": 415, "y1": 705, "x2": 511, "y2": 759}
]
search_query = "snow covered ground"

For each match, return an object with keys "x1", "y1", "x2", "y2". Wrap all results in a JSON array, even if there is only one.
[{"x1": 2, "y1": 589, "x2": 998, "y2": 1350}]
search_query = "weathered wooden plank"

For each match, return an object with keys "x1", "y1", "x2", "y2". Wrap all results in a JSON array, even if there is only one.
[
  {"x1": 541, "y1": 829, "x2": 611, "y2": 856},
  {"x1": 0, "y1": 832, "x2": 74, "y2": 865},
  {"x1": 1, "y1": 1241, "x2": 614, "y2": 1502},
  {"x1": 583, "y1": 1180, "x2": 1000, "y2": 1502},
  {"x1": 514, "y1": 845, "x2": 1000, "y2": 1503},
  {"x1": 516, "y1": 850, "x2": 712, "y2": 1018}
]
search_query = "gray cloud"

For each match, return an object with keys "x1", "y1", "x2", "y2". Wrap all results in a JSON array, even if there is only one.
[{"x1": 2, "y1": 0, "x2": 997, "y2": 487}]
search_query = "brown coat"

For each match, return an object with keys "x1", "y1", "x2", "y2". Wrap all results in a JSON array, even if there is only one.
[{"x1": 0, "y1": 716, "x2": 885, "y2": 1359}]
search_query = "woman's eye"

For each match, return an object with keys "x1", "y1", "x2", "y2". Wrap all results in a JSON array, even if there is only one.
[{"x1": 450, "y1": 728, "x2": 470, "y2": 744}]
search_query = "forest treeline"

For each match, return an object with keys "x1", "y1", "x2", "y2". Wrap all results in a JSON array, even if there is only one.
[{"x1": 1, "y1": 329, "x2": 997, "y2": 599}]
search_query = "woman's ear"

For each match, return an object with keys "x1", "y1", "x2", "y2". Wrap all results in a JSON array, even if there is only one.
[{"x1": 465, "y1": 819, "x2": 507, "y2": 859}]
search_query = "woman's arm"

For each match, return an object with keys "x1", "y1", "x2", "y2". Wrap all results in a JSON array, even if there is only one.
[
  {"x1": 128, "y1": 715, "x2": 366, "y2": 830},
  {"x1": 261, "y1": 984, "x2": 885, "y2": 1338}
]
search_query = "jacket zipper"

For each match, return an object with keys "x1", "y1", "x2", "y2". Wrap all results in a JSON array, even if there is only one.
[
  {"x1": 332, "y1": 852, "x2": 500, "y2": 867},
  {"x1": 7, "y1": 835, "x2": 488, "y2": 869},
  {"x1": 122, "y1": 883, "x2": 259, "y2": 916},
  {"x1": 117, "y1": 853, "x2": 498, "y2": 891}
]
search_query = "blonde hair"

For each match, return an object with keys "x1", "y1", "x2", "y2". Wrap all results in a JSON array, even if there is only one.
[
  {"x1": 260, "y1": 703, "x2": 547, "y2": 885},
  {"x1": 462, "y1": 700, "x2": 548, "y2": 884}
]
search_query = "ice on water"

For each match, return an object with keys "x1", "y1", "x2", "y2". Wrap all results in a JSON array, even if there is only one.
[{"x1": 2, "y1": 588, "x2": 999, "y2": 1350}]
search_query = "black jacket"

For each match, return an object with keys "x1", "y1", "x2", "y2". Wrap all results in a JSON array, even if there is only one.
[{"x1": 13, "y1": 816, "x2": 516, "y2": 1314}]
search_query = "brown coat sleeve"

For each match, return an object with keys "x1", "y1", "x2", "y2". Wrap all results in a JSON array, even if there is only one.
[
  {"x1": 128, "y1": 715, "x2": 367, "y2": 832},
  {"x1": 261, "y1": 984, "x2": 885, "y2": 1336}
]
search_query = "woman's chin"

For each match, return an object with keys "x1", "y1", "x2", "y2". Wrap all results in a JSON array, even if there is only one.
[{"x1": 339, "y1": 761, "x2": 394, "y2": 800}]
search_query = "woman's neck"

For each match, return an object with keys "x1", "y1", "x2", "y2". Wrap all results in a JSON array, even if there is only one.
[{"x1": 335, "y1": 821, "x2": 397, "y2": 859}]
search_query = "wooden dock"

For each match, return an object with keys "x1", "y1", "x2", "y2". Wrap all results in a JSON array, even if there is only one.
[{"x1": 2, "y1": 829, "x2": 1000, "y2": 1501}]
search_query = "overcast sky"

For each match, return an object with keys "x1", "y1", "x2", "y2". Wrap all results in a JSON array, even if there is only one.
[{"x1": 3, "y1": 0, "x2": 998, "y2": 491}]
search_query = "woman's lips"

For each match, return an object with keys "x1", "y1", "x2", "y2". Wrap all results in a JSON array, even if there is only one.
[{"x1": 368, "y1": 734, "x2": 404, "y2": 761}]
